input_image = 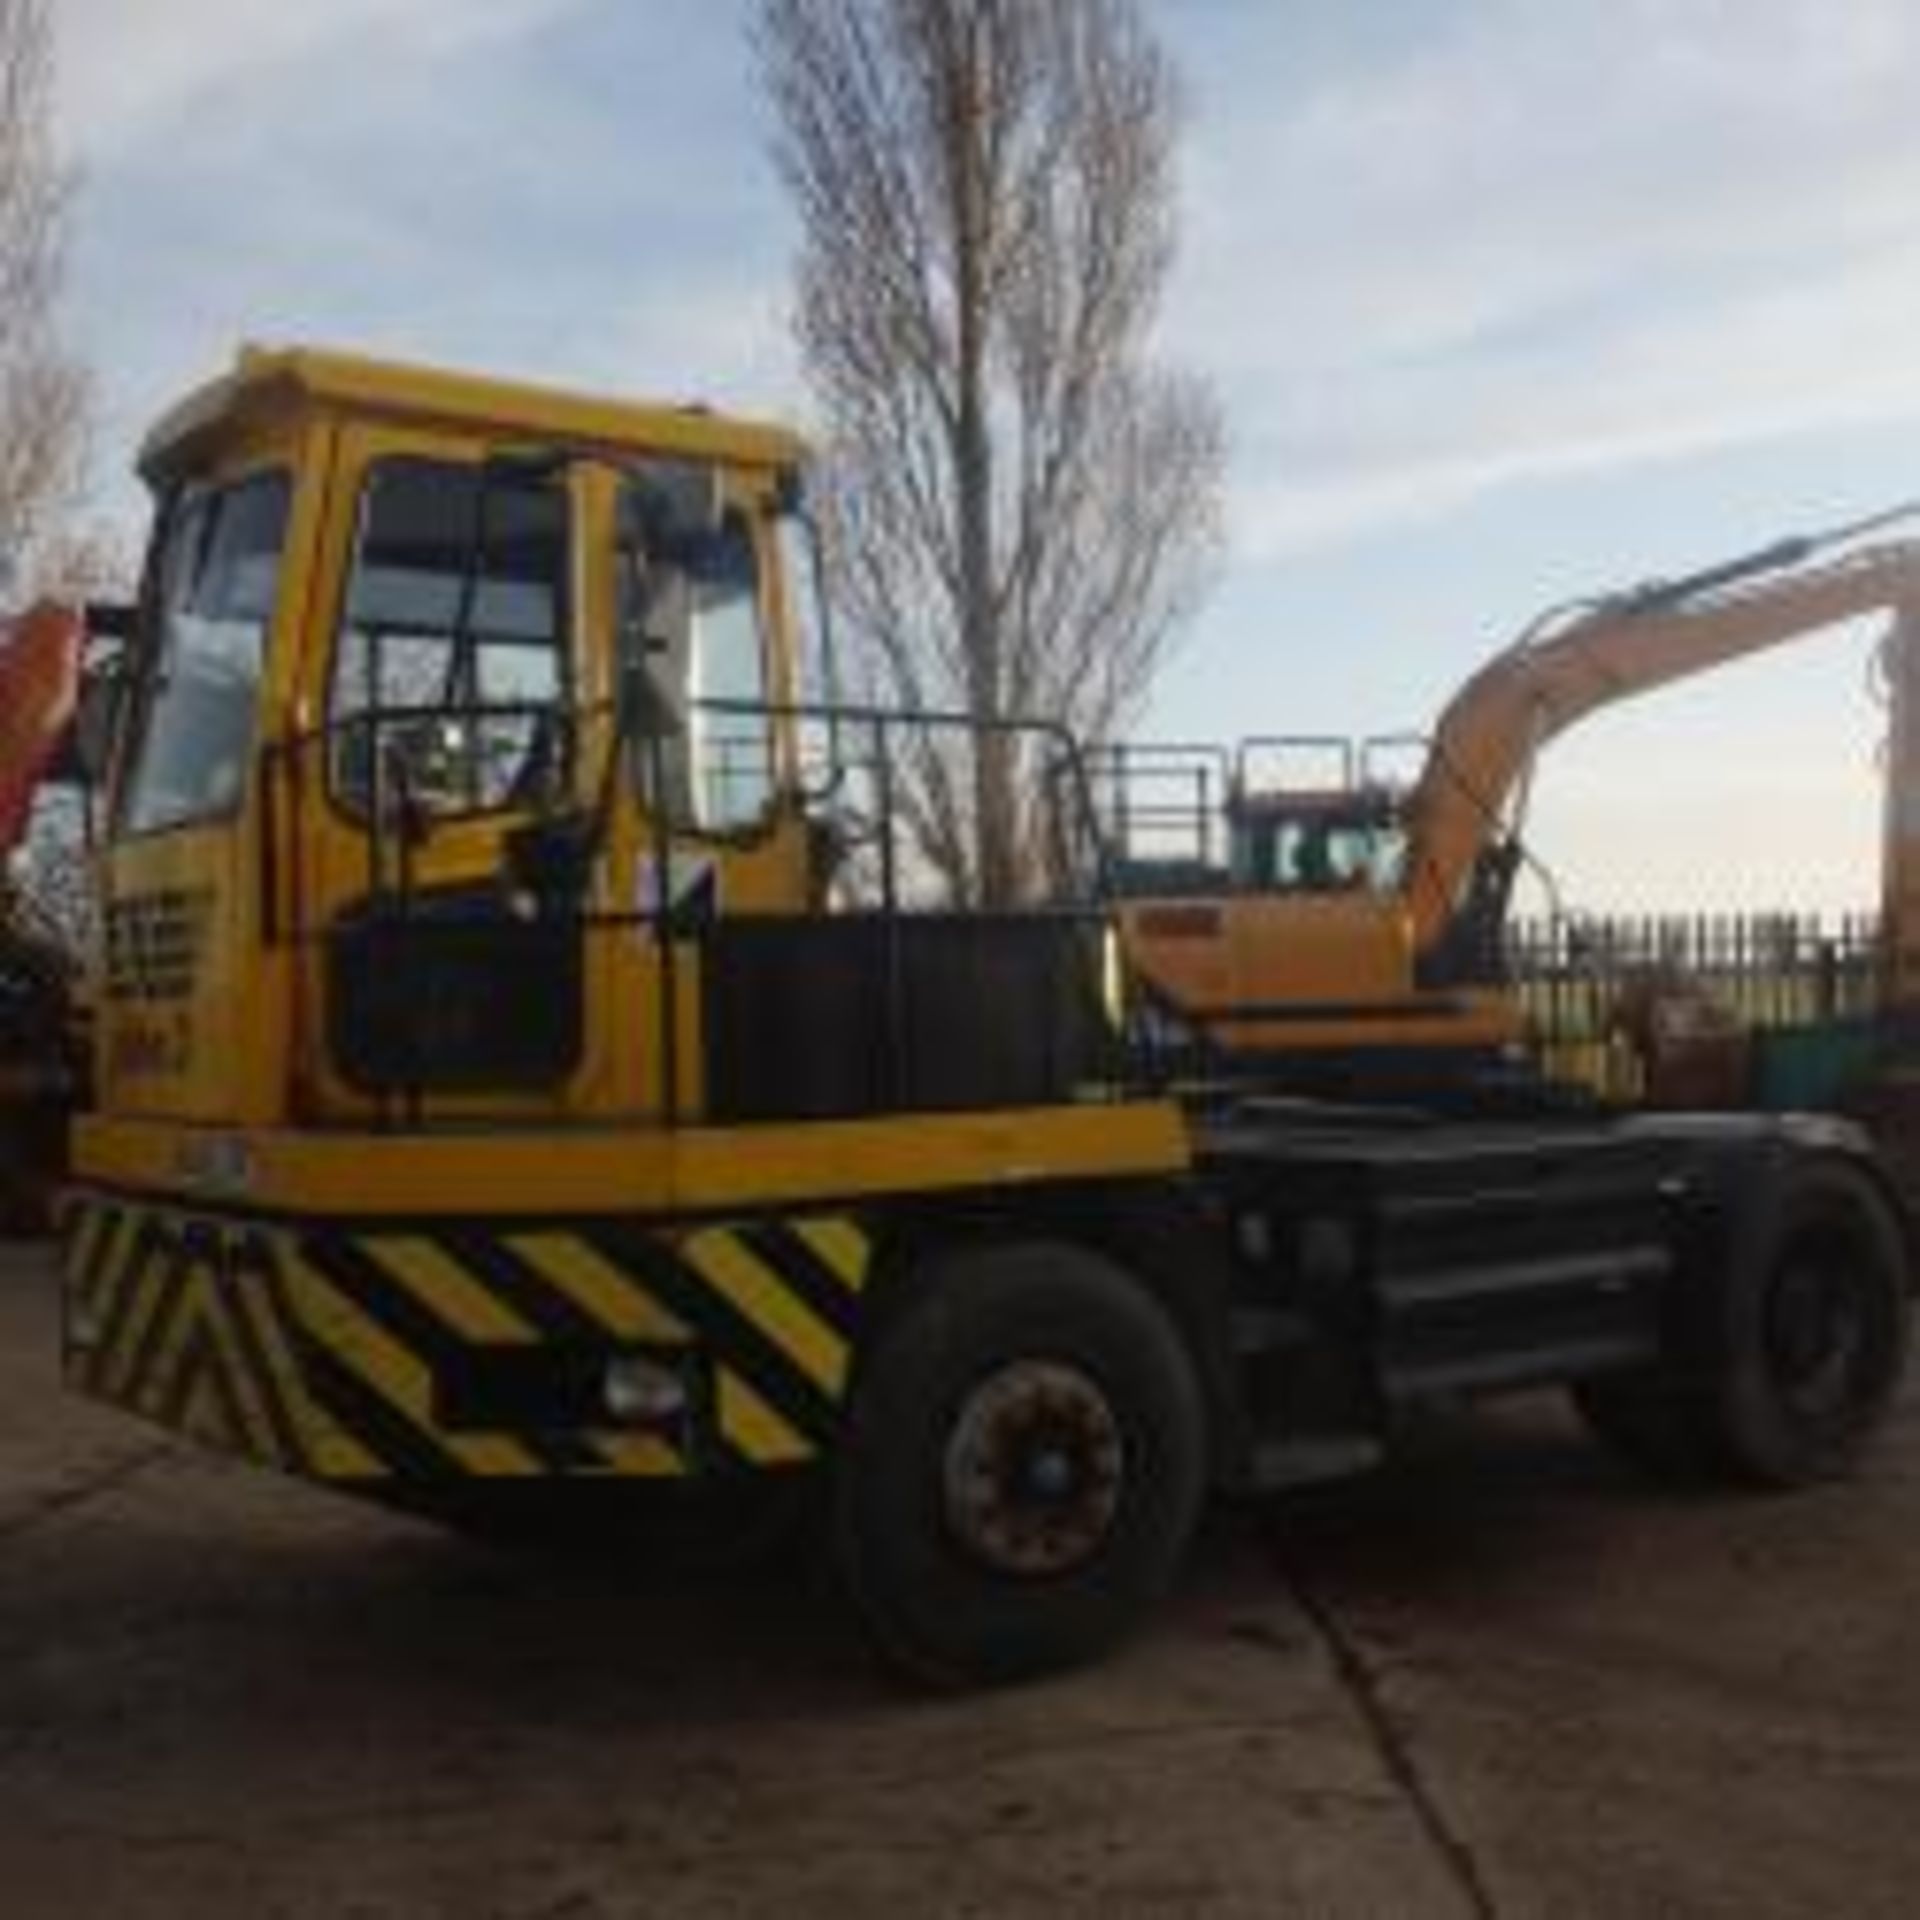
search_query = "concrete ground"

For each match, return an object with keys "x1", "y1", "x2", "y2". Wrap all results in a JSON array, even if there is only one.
[{"x1": 3, "y1": 1238, "x2": 1918, "y2": 1919}]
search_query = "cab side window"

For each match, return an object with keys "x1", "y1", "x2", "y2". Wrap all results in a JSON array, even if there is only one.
[
  {"x1": 120, "y1": 471, "x2": 292, "y2": 834},
  {"x1": 330, "y1": 459, "x2": 570, "y2": 816}
]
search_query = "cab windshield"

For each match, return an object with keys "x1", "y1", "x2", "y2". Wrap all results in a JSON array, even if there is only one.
[
  {"x1": 1235, "y1": 808, "x2": 1409, "y2": 893},
  {"x1": 119, "y1": 470, "x2": 292, "y2": 835}
]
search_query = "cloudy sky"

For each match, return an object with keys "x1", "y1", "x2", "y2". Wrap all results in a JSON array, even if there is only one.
[{"x1": 55, "y1": 0, "x2": 1920, "y2": 914}]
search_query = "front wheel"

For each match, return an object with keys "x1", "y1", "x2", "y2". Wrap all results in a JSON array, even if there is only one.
[{"x1": 832, "y1": 1241, "x2": 1206, "y2": 1686}]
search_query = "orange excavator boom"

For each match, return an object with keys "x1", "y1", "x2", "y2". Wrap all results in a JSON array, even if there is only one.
[
  {"x1": 1408, "y1": 530, "x2": 1920, "y2": 953},
  {"x1": 1108, "y1": 507, "x2": 1920, "y2": 1089}
]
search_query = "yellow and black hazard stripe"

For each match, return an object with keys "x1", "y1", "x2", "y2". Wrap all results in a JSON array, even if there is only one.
[
  {"x1": 62, "y1": 1196, "x2": 375, "y2": 1479},
  {"x1": 61, "y1": 1192, "x2": 876, "y2": 1489}
]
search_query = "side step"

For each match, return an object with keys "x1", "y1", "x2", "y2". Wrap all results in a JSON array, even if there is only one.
[{"x1": 1375, "y1": 1236, "x2": 1671, "y2": 1405}]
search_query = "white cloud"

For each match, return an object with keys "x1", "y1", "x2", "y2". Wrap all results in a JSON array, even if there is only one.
[
  {"x1": 62, "y1": 1, "x2": 1920, "y2": 581},
  {"x1": 583, "y1": 277, "x2": 802, "y2": 420},
  {"x1": 53, "y1": 0, "x2": 1908, "y2": 913},
  {"x1": 1232, "y1": 237, "x2": 1920, "y2": 556},
  {"x1": 1170, "y1": 0, "x2": 1920, "y2": 557},
  {"x1": 58, "y1": 0, "x2": 583, "y2": 157},
  {"x1": 60, "y1": 0, "x2": 789, "y2": 524}
]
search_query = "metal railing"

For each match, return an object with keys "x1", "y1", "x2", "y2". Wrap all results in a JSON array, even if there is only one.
[
  {"x1": 1083, "y1": 742, "x2": 1232, "y2": 887},
  {"x1": 263, "y1": 692, "x2": 1132, "y2": 1129}
]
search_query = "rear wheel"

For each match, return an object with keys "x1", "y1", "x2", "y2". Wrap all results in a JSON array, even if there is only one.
[
  {"x1": 833, "y1": 1241, "x2": 1206, "y2": 1686},
  {"x1": 1575, "y1": 1158, "x2": 1910, "y2": 1487},
  {"x1": 1713, "y1": 1161, "x2": 1909, "y2": 1485}
]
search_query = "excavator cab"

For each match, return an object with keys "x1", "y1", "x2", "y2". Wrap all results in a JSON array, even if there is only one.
[
  {"x1": 1102, "y1": 735, "x2": 1414, "y2": 900},
  {"x1": 1231, "y1": 796, "x2": 1401, "y2": 893},
  {"x1": 1222, "y1": 734, "x2": 1434, "y2": 899},
  {"x1": 1099, "y1": 732, "x2": 1521, "y2": 1085}
]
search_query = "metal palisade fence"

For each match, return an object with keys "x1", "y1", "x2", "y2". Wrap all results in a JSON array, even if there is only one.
[{"x1": 1504, "y1": 910, "x2": 1882, "y2": 1105}]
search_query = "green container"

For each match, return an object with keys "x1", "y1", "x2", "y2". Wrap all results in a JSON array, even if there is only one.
[{"x1": 1752, "y1": 1019, "x2": 1878, "y2": 1112}]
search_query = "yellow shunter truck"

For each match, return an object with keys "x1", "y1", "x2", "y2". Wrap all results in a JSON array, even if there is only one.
[{"x1": 60, "y1": 348, "x2": 1914, "y2": 1682}]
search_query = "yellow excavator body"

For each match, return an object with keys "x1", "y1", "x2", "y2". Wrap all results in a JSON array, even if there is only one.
[{"x1": 1112, "y1": 530, "x2": 1920, "y2": 1084}]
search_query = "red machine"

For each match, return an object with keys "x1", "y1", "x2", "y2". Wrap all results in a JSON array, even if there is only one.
[{"x1": 0, "y1": 601, "x2": 86, "y2": 1230}]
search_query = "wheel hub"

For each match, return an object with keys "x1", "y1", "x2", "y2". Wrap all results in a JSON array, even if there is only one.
[
  {"x1": 942, "y1": 1360, "x2": 1125, "y2": 1578},
  {"x1": 1767, "y1": 1253, "x2": 1867, "y2": 1418}
]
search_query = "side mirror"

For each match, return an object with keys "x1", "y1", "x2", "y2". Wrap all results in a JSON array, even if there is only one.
[{"x1": 72, "y1": 668, "x2": 125, "y2": 788}]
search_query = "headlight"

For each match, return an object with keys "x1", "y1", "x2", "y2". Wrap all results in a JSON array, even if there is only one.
[{"x1": 601, "y1": 1355, "x2": 689, "y2": 1426}]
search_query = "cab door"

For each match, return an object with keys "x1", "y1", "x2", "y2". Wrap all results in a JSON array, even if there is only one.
[{"x1": 290, "y1": 421, "x2": 604, "y2": 1124}]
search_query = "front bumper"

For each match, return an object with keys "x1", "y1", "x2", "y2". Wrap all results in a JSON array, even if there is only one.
[{"x1": 59, "y1": 1189, "x2": 869, "y2": 1491}]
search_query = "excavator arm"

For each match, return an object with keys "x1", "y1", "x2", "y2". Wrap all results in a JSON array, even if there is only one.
[
  {"x1": 1405, "y1": 537, "x2": 1920, "y2": 953},
  {"x1": 1110, "y1": 508, "x2": 1920, "y2": 1091}
]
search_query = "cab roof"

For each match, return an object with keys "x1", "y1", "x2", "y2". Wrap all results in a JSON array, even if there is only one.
[{"x1": 139, "y1": 344, "x2": 811, "y2": 485}]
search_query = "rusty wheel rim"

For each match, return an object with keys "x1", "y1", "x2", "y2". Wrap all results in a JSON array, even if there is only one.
[{"x1": 941, "y1": 1360, "x2": 1126, "y2": 1579}]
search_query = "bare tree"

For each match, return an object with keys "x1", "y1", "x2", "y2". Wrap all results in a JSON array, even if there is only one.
[
  {"x1": 0, "y1": 0, "x2": 94, "y2": 1015},
  {"x1": 757, "y1": 0, "x2": 1223, "y2": 904},
  {"x1": 0, "y1": 0, "x2": 86, "y2": 601}
]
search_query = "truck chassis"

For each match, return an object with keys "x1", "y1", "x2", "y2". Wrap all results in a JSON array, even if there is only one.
[{"x1": 62, "y1": 1100, "x2": 1910, "y2": 1683}]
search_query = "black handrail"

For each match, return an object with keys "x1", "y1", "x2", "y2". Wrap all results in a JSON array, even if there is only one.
[{"x1": 260, "y1": 689, "x2": 1137, "y2": 1127}]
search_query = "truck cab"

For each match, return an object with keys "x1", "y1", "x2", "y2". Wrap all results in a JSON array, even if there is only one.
[{"x1": 96, "y1": 348, "x2": 816, "y2": 1137}]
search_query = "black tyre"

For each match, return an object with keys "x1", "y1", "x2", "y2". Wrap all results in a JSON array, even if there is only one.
[
  {"x1": 1711, "y1": 1161, "x2": 1910, "y2": 1486},
  {"x1": 1575, "y1": 1159, "x2": 1910, "y2": 1488},
  {"x1": 833, "y1": 1240, "x2": 1207, "y2": 1686}
]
